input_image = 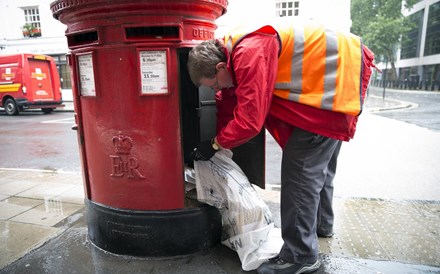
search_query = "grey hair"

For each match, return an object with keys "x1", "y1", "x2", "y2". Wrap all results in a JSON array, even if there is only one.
[{"x1": 187, "y1": 39, "x2": 227, "y2": 86}]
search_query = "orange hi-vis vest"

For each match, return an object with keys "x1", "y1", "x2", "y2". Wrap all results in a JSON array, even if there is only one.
[{"x1": 224, "y1": 21, "x2": 364, "y2": 116}]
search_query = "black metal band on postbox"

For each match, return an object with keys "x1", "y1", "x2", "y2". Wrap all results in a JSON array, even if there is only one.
[{"x1": 86, "y1": 199, "x2": 222, "y2": 256}]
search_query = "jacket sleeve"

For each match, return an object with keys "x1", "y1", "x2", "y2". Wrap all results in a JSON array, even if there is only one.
[{"x1": 216, "y1": 33, "x2": 279, "y2": 149}]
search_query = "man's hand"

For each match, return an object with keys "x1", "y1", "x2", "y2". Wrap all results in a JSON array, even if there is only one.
[{"x1": 191, "y1": 139, "x2": 218, "y2": 161}]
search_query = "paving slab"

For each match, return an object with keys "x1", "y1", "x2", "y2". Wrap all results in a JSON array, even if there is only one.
[{"x1": 0, "y1": 221, "x2": 61, "y2": 269}]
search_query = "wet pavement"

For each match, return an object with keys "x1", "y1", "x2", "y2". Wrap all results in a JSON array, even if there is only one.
[
  {"x1": 1, "y1": 168, "x2": 439, "y2": 274},
  {"x1": 1, "y1": 93, "x2": 440, "y2": 273}
]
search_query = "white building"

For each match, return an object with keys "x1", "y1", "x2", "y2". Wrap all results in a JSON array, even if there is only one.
[
  {"x1": 216, "y1": 0, "x2": 352, "y2": 36},
  {"x1": 0, "y1": 0, "x2": 70, "y2": 87}
]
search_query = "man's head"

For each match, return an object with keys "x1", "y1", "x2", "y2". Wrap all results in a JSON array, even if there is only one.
[{"x1": 187, "y1": 39, "x2": 233, "y2": 90}]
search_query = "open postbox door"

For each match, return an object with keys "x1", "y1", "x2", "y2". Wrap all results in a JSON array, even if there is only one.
[
  {"x1": 198, "y1": 86, "x2": 266, "y2": 189},
  {"x1": 179, "y1": 47, "x2": 265, "y2": 189}
]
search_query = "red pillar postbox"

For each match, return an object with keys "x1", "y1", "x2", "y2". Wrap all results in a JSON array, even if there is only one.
[{"x1": 50, "y1": 0, "x2": 227, "y2": 256}]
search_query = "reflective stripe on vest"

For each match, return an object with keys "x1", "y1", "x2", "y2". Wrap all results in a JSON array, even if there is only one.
[{"x1": 225, "y1": 22, "x2": 363, "y2": 116}]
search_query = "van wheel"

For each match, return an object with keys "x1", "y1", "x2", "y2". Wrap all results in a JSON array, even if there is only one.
[
  {"x1": 4, "y1": 99, "x2": 19, "y2": 115},
  {"x1": 42, "y1": 108, "x2": 54, "y2": 114}
]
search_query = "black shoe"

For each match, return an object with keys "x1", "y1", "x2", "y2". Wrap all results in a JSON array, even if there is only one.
[
  {"x1": 257, "y1": 256, "x2": 321, "y2": 274},
  {"x1": 317, "y1": 232, "x2": 334, "y2": 238},
  {"x1": 317, "y1": 229, "x2": 334, "y2": 238}
]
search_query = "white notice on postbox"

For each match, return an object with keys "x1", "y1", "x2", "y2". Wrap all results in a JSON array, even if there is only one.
[
  {"x1": 139, "y1": 50, "x2": 168, "y2": 94},
  {"x1": 77, "y1": 54, "x2": 96, "y2": 96}
]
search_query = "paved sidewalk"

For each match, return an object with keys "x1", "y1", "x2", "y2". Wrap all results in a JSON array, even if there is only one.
[
  {"x1": 1, "y1": 167, "x2": 439, "y2": 273},
  {"x1": 0, "y1": 169, "x2": 83, "y2": 268}
]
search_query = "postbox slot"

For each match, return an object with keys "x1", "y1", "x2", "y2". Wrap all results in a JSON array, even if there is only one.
[
  {"x1": 67, "y1": 31, "x2": 99, "y2": 47},
  {"x1": 125, "y1": 26, "x2": 180, "y2": 40}
]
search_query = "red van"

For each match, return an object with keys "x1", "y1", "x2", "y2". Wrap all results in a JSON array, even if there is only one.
[{"x1": 0, "y1": 53, "x2": 64, "y2": 115}]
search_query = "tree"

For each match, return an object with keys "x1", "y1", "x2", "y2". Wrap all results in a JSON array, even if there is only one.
[{"x1": 351, "y1": 0, "x2": 418, "y2": 81}]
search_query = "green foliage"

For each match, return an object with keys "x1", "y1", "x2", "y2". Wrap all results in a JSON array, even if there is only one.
[
  {"x1": 21, "y1": 23, "x2": 41, "y2": 38},
  {"x1": 351, "y1": 0, "x2": 418, "y2": 59},
  {"x1": 21, "y1": 23, "x2": 35, "y2": 32},
  {"x1": 351, "y1": 0, "x2": 418, "y2": 80}
]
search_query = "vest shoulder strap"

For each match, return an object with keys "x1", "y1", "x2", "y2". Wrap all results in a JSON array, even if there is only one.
[{"x1": 225, "y1": 25, "x2": 280, "y2": 54}]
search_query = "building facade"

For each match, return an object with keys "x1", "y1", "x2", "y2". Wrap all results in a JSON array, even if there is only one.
[
  {"x1": 216, "y1": 0, "x2": 352, "y2": 35},
  {"x1": 0, "y1": 0, "x2": 71, "y2": 88},
  {"x1": 399, "y1": 0, "x2": 440, "y2": 89},
  {"x1": 372, "y1": 0, "x2": 440, "y2": 90}
]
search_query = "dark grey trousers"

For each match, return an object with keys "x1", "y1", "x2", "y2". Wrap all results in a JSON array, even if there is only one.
[{"x1": 278, "y1": 127, "x2": 342, "y2": 263}]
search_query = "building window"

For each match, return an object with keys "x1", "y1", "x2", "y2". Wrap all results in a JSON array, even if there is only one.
[
  {"x1": 400, "y1": 10, "x2": 423, "y2": 59},
  {"x1": 276, "y1": 1, "x2": 300, "y2": 17},
  {"x1": 23, "y1": 7, "x2": 41, "y2": 29},
  {"x1": 422, "y1": 64, "x2": 440, "y2": 84},
  {"x1": 424, "y1": 2, "x2": 440, "y2": 56},
  {"x1": 22, "y1": 7, "x2": 42, "y2": 37}
]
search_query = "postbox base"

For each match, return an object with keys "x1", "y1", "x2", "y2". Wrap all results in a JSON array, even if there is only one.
[{"x1": 85, "y1": 199, "x2": 222, "y2": 257}]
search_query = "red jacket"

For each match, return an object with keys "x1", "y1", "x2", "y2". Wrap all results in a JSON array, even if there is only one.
[{"x1": 216, "y1": 32, "x2": 374, "y2": 149}]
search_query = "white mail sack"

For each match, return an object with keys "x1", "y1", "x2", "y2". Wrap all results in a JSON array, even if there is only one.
[{"x1": 194, "y1": 150, "x2": 282, "y2": 271}]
